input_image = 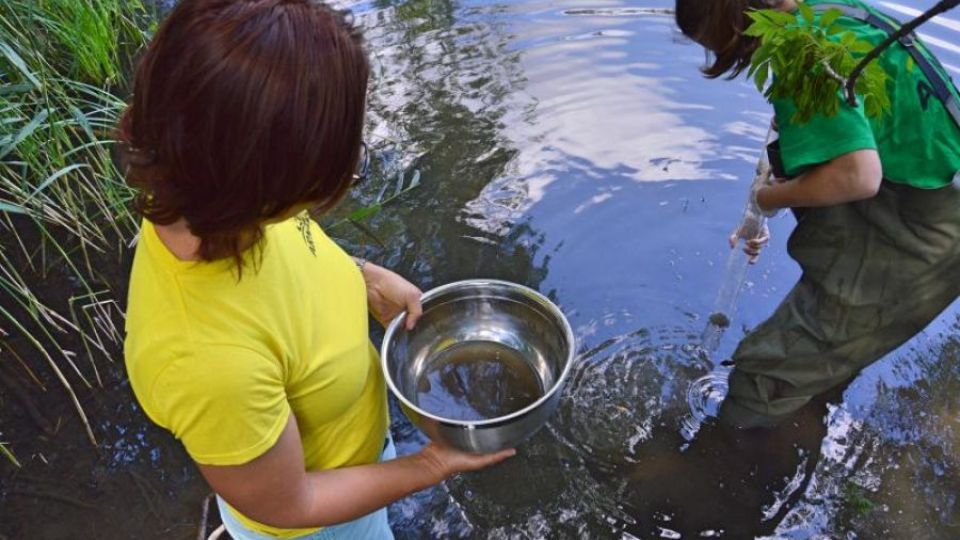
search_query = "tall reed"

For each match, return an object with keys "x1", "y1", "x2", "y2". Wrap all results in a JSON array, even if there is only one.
[{"x1": 0, "y1": 0, "x2": 149, "y2": 448}]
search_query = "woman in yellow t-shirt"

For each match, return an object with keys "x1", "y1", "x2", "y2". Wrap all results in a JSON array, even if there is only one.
[{"x1": 120, "y1": 2, "x2": 514, "y2": 539}]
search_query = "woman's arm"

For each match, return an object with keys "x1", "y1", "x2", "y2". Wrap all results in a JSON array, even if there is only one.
[
  {"x1": 756, "y1": 149, "x2": 883, "y2": 212},
  {"x1": 357, "y1": 260, "x2": 424, "y2": 330},
  {"x1": 198, "y1": 415, "x2": 514, "y2": 529}
]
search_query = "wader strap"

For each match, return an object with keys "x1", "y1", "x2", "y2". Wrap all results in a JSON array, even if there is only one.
[{"x1": 813, "y1": 3, "x2": 960, "y2": 129}]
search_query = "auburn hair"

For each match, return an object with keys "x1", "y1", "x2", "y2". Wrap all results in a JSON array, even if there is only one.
[
  {"x1": 118, "y1": 0, "x2": 369, "y2": 263},
  {"x1": 675, "y1": 0, "x2": 782, "y2": 79}
]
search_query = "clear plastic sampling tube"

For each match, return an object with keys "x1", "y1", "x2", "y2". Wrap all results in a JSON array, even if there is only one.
[{"x1": 702, "y1": 123, "x2": 778, "y2": 353}]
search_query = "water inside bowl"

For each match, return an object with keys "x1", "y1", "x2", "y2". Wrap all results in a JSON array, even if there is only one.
[{"x1": 415, "y1": 340, "x2": 544, "y2": 421}]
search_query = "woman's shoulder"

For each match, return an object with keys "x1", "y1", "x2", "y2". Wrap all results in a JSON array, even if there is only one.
[
  {"x1": 135, "y1": 343, "x2": 289, "y2": 466},
  {"x1": 128, "y1": 341, "x2": 282, "y2": 425}
]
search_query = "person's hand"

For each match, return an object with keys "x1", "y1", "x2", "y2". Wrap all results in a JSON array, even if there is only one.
[
  {"x1": 361, "y1": 262, "x2": 423, "y2": 329},
  {"x1": 729, "y1": 215, "x2": 770, "y2": 264},
  {"x1": 417, "y1": 443, "x2": 516, "y2": 482}
]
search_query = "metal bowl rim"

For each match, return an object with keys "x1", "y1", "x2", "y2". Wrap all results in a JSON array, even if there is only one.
[{"x1": 380, "y1": 278, "x2": 576, "y2": 428}]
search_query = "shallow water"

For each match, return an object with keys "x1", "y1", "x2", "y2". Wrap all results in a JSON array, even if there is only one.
[
  {"x1": 345, "y1": 0, "x2": 960, "y2": 537},
  {"x1": 2, "y1": 0, "x2": 959, "y2": 538}
]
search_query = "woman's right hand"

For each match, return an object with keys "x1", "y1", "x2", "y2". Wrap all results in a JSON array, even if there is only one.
[
  {"x1": 417, "y1": 443, "x2": 516, "y2": 481},
  {"x1": 200, "y1": 416, "x2": 517, "y2": 530}
]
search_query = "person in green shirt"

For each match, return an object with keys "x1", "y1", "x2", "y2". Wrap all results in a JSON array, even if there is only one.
[{"x1": 674, "y1": 0, "x2": 960, "y2": 427}]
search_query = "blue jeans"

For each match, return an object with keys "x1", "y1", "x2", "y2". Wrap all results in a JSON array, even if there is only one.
[{"x1": 217, "y1": 437, "x2": 397, "y2": 540}]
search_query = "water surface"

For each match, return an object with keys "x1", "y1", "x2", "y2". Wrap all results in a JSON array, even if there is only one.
[
  {"x1": 344, "y1": 0, "x2": 960, "y2": 537},
  {"x1": 416, "y1": 341, "x2": 543, "y2": 421}
]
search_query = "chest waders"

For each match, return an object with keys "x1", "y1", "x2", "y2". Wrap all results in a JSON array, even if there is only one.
[{"x1": 719, "y1": 6, "x2": 960, "y2": 428}]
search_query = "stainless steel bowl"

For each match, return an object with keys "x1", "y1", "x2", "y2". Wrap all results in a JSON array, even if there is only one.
[{"x1": 381, "y1": 279, "x2": 575, "y2": 453}]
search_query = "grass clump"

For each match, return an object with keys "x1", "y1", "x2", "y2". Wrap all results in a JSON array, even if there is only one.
[{"x1": 0, "y1": 0, "x2": 150, "y2": 449}]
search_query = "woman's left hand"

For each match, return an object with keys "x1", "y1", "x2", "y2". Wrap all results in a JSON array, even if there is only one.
[
  {"x1": 360, "y1": 262, "x2": 423, "y2": 329},
  {"x1": 729, "y1": 218, "x2": 770, "y2": 264}
]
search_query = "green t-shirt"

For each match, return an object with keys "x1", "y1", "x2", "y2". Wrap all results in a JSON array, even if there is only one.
[{"x1": 773, "y1": 0, "x2": 960, "y2": 189}]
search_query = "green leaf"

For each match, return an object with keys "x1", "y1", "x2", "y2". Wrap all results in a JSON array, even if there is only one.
[
  {"x1": 774, "y1": 46, "x2": 788, "y2": 68},
  {"x1": 26, "y1": 163, "x2": 91, "y2": 201},
  {"x1": 819, "y1": 8, "x2": 844, "y2": 28},
  {"x1": 798, "y1": 2, "x2": 815, "y2": 25},
  {"x1": 827, "y1": 24, "x2": 845, "y2": 36},
  {"x1": 70, "y1": 105, "x2": 96, "y2": 141},
  {"x1": 0, "y1": 442, "x2": 21, "y2": 468},
  {"x1": 752, "y1": 43, "x2": 775, "y2": 71},
  {"x1": 347, "y1": 203, "x2": 383, "y2": 222},
  {"x1": 762, "y1": 9, "x2": 796, "y2": 25},
  {"x1": 0, "y1": 108, "x2": 49, "y2": 161},
  {"x1": 754, "y1": 65, "x2": 770, "y2": 92},
  {"x1": 0, "y1": 83, "x2": 33, "y2": 96},
  {"x1": 0, "y1": 42, "x2": 41, "y2": 89},
  {"x1": 0, "y1": 201, "x2": 29, "y2": 215},
  {"x1": 743, "y1": 22, "x2": 768, "y2": 38}
]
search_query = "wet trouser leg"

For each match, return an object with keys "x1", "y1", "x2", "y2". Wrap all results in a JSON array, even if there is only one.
[{"x1": 720, "y1": 177, "x2": 960, "y2": 428}]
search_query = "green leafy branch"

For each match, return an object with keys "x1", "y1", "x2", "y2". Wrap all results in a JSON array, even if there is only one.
[{"x1": 745, "y1": 4, "x2": 891, "y2": 123}]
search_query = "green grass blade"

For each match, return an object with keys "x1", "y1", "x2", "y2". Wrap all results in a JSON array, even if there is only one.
[
  {"x1": 26, "y1": 163, "x2": 90, "y2": 201},
  {"x1": 0, "y1": 41, "x2": 41, "y2": 88},
  {"x1": 0, "y1": 442, "x2": 21, "y2": 468},
  {"x1": 0, "y1": 201, "x2": 29, "y2": 214},
  {"x1": 0, "y1": 108, "x2": 50, "y2": 161}
]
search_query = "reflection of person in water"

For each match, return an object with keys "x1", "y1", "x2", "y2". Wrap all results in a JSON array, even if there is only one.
[
  {"x1": 627, "y1": 388, "x2": 839, "y2": 538},
  {"x1": 674, "y1": 0, "x2": 960, "y2": 428}
]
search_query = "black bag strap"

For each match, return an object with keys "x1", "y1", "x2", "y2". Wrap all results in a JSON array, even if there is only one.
[{"x1": 813, "y1": 3, "x2": 960, "y2": 128}]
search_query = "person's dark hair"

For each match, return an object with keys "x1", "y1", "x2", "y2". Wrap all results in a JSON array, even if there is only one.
[
  {"x1": 118, "y1": 0, "x2": 369, "y2": 263},
  {"x1": 675, "y1": 0, "x2": 779, "y2": 79}
]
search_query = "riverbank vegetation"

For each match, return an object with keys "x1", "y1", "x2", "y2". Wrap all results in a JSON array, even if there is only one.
[{"x1": 0, "y1": 0, "x2": 152, "y2": 456}]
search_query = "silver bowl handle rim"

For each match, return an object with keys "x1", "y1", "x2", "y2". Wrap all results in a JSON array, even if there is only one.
[{"x1": 380, "y1": 278, "x2": 577, "y2": 428}]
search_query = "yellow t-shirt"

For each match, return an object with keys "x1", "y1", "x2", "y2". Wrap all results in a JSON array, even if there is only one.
[{"x1": 124, "y1": 214, "x2": 388, "y2": 538}]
